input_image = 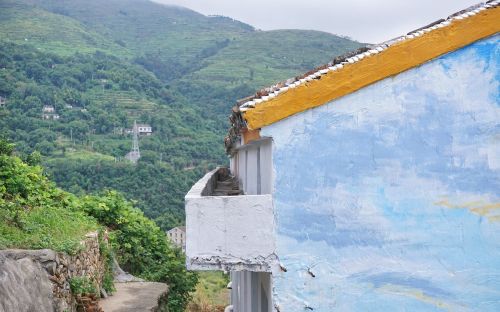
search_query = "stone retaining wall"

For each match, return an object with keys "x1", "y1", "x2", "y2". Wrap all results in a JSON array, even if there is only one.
[{"x1": 0, "y1": 232, "x2": 106, "y2": 312}]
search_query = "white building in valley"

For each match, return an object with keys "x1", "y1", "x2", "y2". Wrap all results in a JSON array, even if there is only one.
[
  {"x1": 137, "y1": 124, "x2": 152, "y2": 135},
  {"x1": 166, "y1": 226, "x2": 186, "y2": 252},
  {"x1": 42, "y1": 105, "x2": 60, "y2": 120},
  {"x1": 125, "y1": 124, "x2": 152, "y2": 136}
]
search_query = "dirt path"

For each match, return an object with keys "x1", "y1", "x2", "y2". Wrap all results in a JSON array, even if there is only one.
[{"x1": 98, "y1": 282, "x2": 168, "y2": 312}]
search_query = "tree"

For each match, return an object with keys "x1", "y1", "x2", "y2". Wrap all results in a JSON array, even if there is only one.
[
  {"x1": 0, "y1": 138, "x2": 15, "y2": 155},
  {"x1": 26, "y1": 151, "x2": 42, "y2": 166}
]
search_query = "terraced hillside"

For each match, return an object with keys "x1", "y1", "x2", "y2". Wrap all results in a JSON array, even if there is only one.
[
  {"x1": 22, "y1": 0, "x2": 254, "y2": 79},
  {"x1": 0, "y1": 0, "x2": 364, "y2": 230},
  {"x1": 0, "y1": 0, "x2": 130, "y2": 57},
  {"x1": 13, "y1": 0, "x2": 363, "y2": 85},
  {"x1": 185, "y1": 29, "x2": 362, "y2": 89}
]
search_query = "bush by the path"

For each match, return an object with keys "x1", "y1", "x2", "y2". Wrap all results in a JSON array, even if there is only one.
[
  {"x1": 0, "y1": 138, "x2": 97, "y2": 254},
  {"x1": 0, "y1": 139, "x2": 197, "y2": 311},
  {"x1": 81, "y1": 191, "x2": 198, "y2": 311}
]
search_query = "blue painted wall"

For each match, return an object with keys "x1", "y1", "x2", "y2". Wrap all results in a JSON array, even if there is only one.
[{"x1": 262, "y1": 35, "x2": 500, "y2": 311}]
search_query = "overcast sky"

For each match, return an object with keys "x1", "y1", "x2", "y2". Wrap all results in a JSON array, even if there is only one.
[{"x1": 152, "y1": 0, "x2": 480, "y2": 43}]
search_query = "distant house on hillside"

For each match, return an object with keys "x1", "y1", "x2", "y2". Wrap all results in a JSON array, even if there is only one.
[
  {"x1": 185, "y1": 3, "x2": 500, "y2": 312},
  {"x1": 125, "y1": 124, "x2": 152, "y2": 136},
  {"x1": 0, "y1": 96, "x2": 6, "y2": 107},
  {"x1": 42, "y1": 105, "x2": 60, "y2": 120},
  {"x1": 166, "y1": 226, "x2": 186, "y2": 252},
  {"x1": 137, "y1": 124, "x2": 152, "y2": 135},
  {"x1": 42, "y1": 105, "x2": 55, "y2": 113}
]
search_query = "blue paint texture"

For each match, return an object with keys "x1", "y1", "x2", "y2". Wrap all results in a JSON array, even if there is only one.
[{"x1": 262, "y1": 35, "x2": 500, "y2": 311}]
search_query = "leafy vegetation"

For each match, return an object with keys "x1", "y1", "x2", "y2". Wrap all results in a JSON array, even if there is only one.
[
  {"x1": 0, "y1": 139, "x2": 197, "y2": 311},
  {"x1": 69, "y1": 276, "x2": 98, "y2": 296},
  {"x1": 0, "y1": 41, "x2": 224, "y2": 229},
  {"x1": 98, "y1": 230, "x2": 116, "y2": 295},
  {"x1": 0, "y1": 138, "x2": 98, "y2": 254},
  {"x1": 80, "y1": 190, "x2": 198, "y2": 311}
]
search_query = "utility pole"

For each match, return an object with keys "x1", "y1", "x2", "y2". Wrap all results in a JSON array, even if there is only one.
[{"x1": 125, "y1": 120, "x2": 141, "y2": 164}]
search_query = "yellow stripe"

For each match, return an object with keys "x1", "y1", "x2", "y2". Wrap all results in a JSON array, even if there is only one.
[{"x1": 243, "y1": 6, "x2": 500, "y2": 130}]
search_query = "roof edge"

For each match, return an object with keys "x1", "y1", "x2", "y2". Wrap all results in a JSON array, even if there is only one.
[{"x1": 239, "y1": 1, "x2": 499, "y2": 130}]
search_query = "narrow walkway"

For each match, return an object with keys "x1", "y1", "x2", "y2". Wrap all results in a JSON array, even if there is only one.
[
  {"x1": 98, "y1": 282, "x2": 168, "y2": 312},
  {"x1": 212, "y1": 169, "x2": 242, "y2": 196}
]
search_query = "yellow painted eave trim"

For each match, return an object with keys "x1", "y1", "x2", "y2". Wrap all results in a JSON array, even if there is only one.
[
  {"x1": 243, "y1": 6, "x2": 500, "y2": 130},
  {"x1": 242, "y1": 128, "x2": 261, "y2": 145}
]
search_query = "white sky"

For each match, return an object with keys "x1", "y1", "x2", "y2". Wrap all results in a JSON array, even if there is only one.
[{"x1": 152, "y1": 0, "x2": 481, "y2": 43}]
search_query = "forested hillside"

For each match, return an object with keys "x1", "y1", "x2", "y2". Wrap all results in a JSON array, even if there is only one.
[
  {"x1": 0, "y1": 0, "x2": 364, "y2": 230},
  {"x1": 0, "y1": 42, "x2": 222, "y2": 228}
]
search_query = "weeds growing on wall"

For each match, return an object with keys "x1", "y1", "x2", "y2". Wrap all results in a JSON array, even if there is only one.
[
  {"x1": 98, "y1": 230, "x2": 115, "y2": 295},
  {"x1": 69, "y1": 276, "x2": 98, "y2": 296}
]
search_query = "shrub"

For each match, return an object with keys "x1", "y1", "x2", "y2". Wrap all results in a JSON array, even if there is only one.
[
  {"x1": 98, "y1": 230, "x2": 115, "y2": 294},
  {"x1": 69, "y1": 276, "x2": 97, "y2": 296},
  {"x1": 0, "y1": 140, "x2": 98, "y2": 254},
  {"x1": 81, "y1": 191, "x2": 198, "y2": 311}
]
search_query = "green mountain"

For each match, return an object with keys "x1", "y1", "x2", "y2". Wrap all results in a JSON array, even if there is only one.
[
  {"x1": 0, "y1": 0, "x2": 364, "y2": 229},
  {"x1": 0, "y1": 0, "x2": 131, "y2": 57},
  {"x1": 12, "y1": 0, "x2": 254, "y2": 80}
]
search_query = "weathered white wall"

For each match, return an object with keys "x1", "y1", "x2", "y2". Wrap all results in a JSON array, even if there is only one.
[
  {"x1": 231, "y1": 139, "x2": 273, "y2": 195},
  {"x1": 259, "y1": 141, "x2": 273, "y2": 195},
  {"x1": 231, "y1": 271, "x2": 272, "y2": 312},
  {"x1": 246, "y1": 148, "x2": 259, "y2": 194},
  {"x1": 185, "y1": 169, "x2": 276, "y2": 272}
]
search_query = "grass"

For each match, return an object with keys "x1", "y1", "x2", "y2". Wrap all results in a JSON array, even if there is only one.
[
  {"x1": 63, "y1": 150, "x2": 116, "y2": 162},
  {"x1": 188, "y1": 271, "x2": 230, "y2": 311},
  {"x1": 0, "y1": 203, "x2": 98, "y2": 254},
  {"x1": 88, "y1": 90, "x2": 158, "y2": 111},
  {"x1": 0, "y1": 152, "x2": 99, "y2": 254},
  {"x1": 49, "y1": 136, "x2": 125, "y2": 162}
]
